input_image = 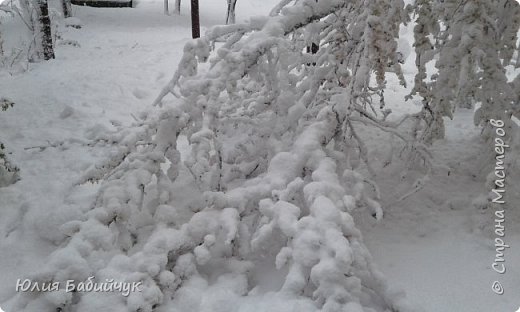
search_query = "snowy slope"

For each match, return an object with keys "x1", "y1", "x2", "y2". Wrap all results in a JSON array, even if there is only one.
[{"x1": 1, "y1": 0, "x2": 519, "y2": 311}]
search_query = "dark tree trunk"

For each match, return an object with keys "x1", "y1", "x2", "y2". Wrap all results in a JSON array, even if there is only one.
[
  {"x1": 174, "y1": 0, "x2": 180, "y2": 14},
  {"x1": 62, "y1": 0, "x2": 72, "y2": 18},
  {"x1": 164, "y1": 0, "x2": 169, "y2": 15},
  {"x1": 305, "y1": 0, "x2": 319, "y2": 65},
  {"x1": 306, "y1": 43, "x2": 319, "y2": 54},
  {"x1": 39, "y1": 0, "x2": 55, "y2": 60},
  {"x1": 225, "y1": 0, "x2": 237, "y2": 24},
  {"x1": 191, "y1": 0, "x2": 199, "y2": 38},
  {"x1": 305, "y1": 43, "x2": 318, "y2": 66}
]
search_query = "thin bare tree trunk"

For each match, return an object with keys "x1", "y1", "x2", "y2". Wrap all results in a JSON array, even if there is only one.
[
  {"x1": 306, "y1": 0, "x2": 319, "y2": 63},
  {"x1": 306, "y1": 43, "x2": 319, "y2": 54},
  {"x1": 191, "y1": 0, "x2": 199, "y2": 38},
  {"x1": 225, "y1": 0, "x2": 237, "y2": 24},
  {"x1": 174, "y1": 0, "x2": 180, "y2": 14},
  {"x1": 39, "y1": 0, "x2": 54, "y2": 60},
  {"x1": 62, "y1": 0, "x2": 72, "y2": 17},
  {"x1": 164, "y1": 0, "x2": 169, "y2": 15}
]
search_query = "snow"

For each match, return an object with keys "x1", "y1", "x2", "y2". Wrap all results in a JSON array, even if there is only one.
[
  {"x1": 1, "y1": 0, "x2": 519, "y2": 311},
  {"x1": 359, "y1": 108, "x2": 520, "y2": 312}
]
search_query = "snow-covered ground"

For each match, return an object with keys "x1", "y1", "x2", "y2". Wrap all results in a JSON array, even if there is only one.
[
  {"x1": 1, "y1": 1, "x2": 519, "y2": 311},
  {"x1": 360, "y1": 108, "x2": 520, "y2": 312}
]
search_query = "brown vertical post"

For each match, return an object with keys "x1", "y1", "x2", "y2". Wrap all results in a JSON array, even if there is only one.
[{"x1": 191, "y1": 0, "x2": 200, "y2": 39}]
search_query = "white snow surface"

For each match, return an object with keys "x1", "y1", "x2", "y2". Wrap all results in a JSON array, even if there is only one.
[{"x1": 1, "y1": 0, "x2": 519, "y2": 311}]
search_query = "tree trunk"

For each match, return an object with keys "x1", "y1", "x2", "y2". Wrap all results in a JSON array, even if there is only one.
[
  {"x1": 191, "y1": 0, "x2": 199, "y2": 38},
  {"x1": 39, "y1": 0, "x2": 54, "y2": 60},
  {"x1": 306, "y1": 43, "x2": 319, "y2": 54},
  {"x1": 0, "y1": 29, "x2": 4, "y2": 57},
  {"x1": 225, "y1": 0, "x2": 237, "y2": 24},
  {"x1": 305, "y1": 0, "x2": 319, "y2": 64},
  {"x1": 174, "y1": 0, "x2": 180, "y2": 14},
  {"x1": 164, "y1": 0, "x2": 169, "y2": 15},
  {"x1": 62, "y1": 0, "x2": 72, "y2": 18}
]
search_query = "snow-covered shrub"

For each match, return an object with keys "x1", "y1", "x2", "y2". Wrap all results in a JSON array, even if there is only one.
[
  {"x1": 408, "y1": 0, "x2": 520, "y2": 143},
  {"x1": 0, "y1": 97, "x2": 19, "y2": 187},
  {"x1": 409, "y1": 0, "x2": 520, "y2": 209},
  {"x1": 0, "y1": 0, "x2": 55, "y2": 66},
  {"x1": 6, "y1": 1, "x2": 429, "y2": 311},
  {"x1": 0, "y1": 3, "x2": 27, "y2": 69}
]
